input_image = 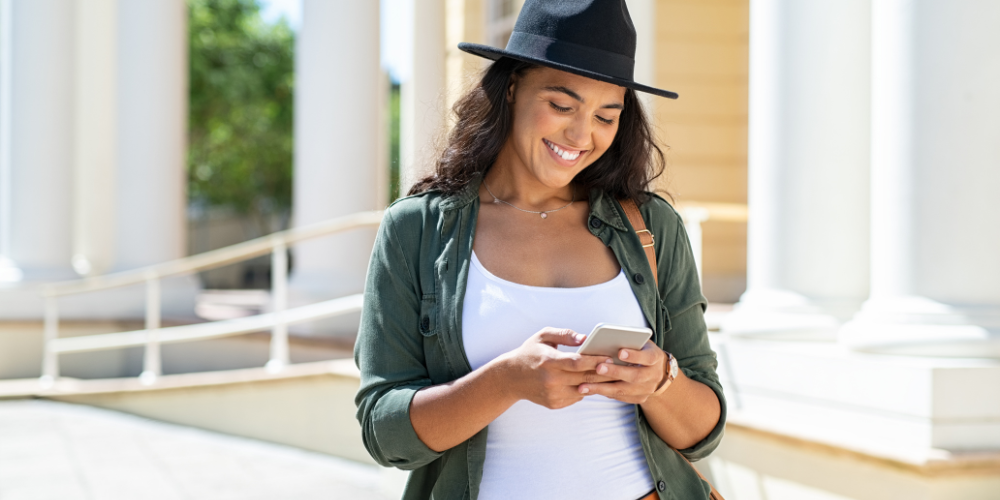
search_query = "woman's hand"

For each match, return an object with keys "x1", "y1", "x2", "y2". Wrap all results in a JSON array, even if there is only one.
[
  {"x1": 496, "y1": 327, "x2": 615, "y2": 409},
  {"x1": 576, "y1": 340, "x2": 668, "y2": 404},
  {"x1": 410, "y1": 327, "x2": 613, "y2": 453}
]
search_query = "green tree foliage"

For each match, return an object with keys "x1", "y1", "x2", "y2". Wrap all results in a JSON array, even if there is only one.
[
  {"x1": 187, "y1": 0, "x2": 294, "y2": 233},
  {"x1": 389, "y1": 82, "x2": 401, "y2": 202}
]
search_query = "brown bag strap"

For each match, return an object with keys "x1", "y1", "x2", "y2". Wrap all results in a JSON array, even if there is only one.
[
  {"x1": 619, "y1": 198, "x2": 726, "y2": 500},
  {"x1": 676, "y1": 450, "x2": 725, "y2": 500},
  {"x1": 619, "y1": 199, "x2": 658, "y2": 286}
]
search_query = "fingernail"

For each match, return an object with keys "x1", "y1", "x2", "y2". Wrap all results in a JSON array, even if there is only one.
[
  {"x1": 580, "y1": 386, "x2": 589, "y2": 394},
  {"x1": 597, "y1": 365, "x2": 607, "y2": 374},
  {"x1": 620, "y1": 350, "x2": 629, "y2": 359},
  {"x1": 575, "y1": 334, "x2": 585, "y2": 342},
  {"x1": 604, "y1": 358, "x2": 614, "y2": 363}
]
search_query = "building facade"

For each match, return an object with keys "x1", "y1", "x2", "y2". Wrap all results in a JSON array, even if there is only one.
[{"x1": 1, "y1": 1, "x2": 998, "y2": 497}]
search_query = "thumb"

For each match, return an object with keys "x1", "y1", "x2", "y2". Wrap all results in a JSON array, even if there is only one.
[{"x1": 535, "y1": 327, "x2": 584, "y2": 347}]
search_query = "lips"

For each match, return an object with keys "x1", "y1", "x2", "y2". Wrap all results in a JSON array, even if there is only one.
[{"x1": 543, "y1": 138, "x2": 586, "y2": 162}]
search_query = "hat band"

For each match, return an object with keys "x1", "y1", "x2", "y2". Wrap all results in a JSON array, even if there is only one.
[{"x1": 504, "y1": 31, "x2": 635, "y2": 81}]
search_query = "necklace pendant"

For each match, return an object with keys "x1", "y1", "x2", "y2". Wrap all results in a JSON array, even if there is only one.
[
  {"x1": 540, "y1": 212, "x2": 547, "y2": 219},
  {"x1": 493, "y1": 198, "x2": 500, "y2": 204}
]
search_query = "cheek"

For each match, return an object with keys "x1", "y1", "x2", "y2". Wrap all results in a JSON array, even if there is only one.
[
  {"x1": 514, "y1": 106, "x2": 562, "y2": 142},
  {"x1": 592, "y1": 126, "x2": 620, "y2": 156},
  {"x1": 530, "y1": 111, "x2": 564, "y2": 140}
]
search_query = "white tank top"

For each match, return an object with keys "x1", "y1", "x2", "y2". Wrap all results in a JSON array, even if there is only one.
[{"x1": 462, "y1": 251, "x2": 655, "y2": 500}]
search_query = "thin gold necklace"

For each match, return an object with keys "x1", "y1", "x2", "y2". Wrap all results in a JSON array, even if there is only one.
[{"x1": 483, "y1": 180, "x2": 574, "y2": 219}]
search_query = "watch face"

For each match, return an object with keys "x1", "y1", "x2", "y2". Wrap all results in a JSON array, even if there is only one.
[{"x1": 668, "y1": 355, "x2": 679, "y2": 379}]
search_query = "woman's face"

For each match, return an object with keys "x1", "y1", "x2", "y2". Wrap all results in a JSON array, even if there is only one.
[{"x1": 504, "y1": 66, "x2": 626, "y2": 190}]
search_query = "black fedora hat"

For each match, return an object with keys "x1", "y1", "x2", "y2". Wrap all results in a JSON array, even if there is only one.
[{"x1": 458, "y1": 0, "x2": 678, "y2": 99}]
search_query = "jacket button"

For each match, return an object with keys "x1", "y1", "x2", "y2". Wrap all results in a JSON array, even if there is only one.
[
  {"x1": 589, "y1": 217, "x2": 603, "y2": 229},
  {"x1": 657, "y1": 480, "x2": 666, "y2": 491},
  {"x1": 633, "y1": 273, "x2": 645, "y2": 285},
  {"x1": 420, "y1": 316, "x2": 430, "y2": 332}
]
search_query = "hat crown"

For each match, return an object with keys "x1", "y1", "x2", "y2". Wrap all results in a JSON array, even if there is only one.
[
  {"x1": 512, "y1": 0, "x2": 637, "y2": 60},
  {"x1": 456, "y1": 0, "x2": 678, "y2": 98}
]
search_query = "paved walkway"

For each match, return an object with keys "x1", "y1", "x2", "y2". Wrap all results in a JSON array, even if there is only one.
[{"x1": 0, "y1": 399, "x2": 403, "y2": 500}]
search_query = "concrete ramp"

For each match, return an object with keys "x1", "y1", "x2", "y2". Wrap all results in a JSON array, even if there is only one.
[
  {"x1": 0, "y1": 399, "x2": 404, "y2": 499},
  {"x1": 1, "y1": 360, "x2": 374, "y2": 466}
]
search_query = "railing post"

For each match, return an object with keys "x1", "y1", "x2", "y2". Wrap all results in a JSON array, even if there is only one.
[
  {"x1": 681, "y1": 207, "x2": 710, "y2": 286},
  {"x1": 140, "y1": 276, "x2": 161, "y2": 384},
  {"x1": 266, "y1": 240, "x2": 289, "y2": 372},
  {"x1": 40, "y1": 294, "x2": 59, "y2": 387}
]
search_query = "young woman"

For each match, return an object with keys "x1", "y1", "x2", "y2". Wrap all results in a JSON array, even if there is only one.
[{"x1": 355, "y1": 2, "x2": 725, "y2": 499}]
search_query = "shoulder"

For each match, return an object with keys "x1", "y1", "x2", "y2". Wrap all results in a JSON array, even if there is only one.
[
  {"x1": 381, "y1": 190, "x2": 449, "y2": 235},
  {"x1": 640, "y1": 192, "x2": 681, "y2": 217},
  {"x1": 385, "y1": 190, "x2": 446, "y2": 220},
  {"x1": 638, "y1": 192, "x2": 684, "y2": 241}
]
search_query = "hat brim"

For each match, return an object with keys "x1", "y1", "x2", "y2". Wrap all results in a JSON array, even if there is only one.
[{"x1": 458, "y1": 42, "x2": 678, "y2": 100}]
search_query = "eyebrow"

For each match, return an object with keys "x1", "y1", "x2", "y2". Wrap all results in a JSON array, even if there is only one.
[{"x1": 542, "y1": 85, "x2": 624, "y2": 110}]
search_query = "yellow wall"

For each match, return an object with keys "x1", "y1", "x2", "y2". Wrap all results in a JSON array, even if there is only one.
[
  {"x1": 445, "y1": 0, "x2": 487, "y2": 121},
  {"x1": 653, "y1": 0, "x2": 749, "y2": 302}
]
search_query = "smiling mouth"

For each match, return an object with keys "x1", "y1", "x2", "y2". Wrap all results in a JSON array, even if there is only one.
[{"x1": 543, "y1": 138, "x2": 585, "y2": 162}]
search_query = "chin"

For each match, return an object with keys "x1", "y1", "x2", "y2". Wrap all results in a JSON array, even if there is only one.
[
  {"x1": 532, "y1": 162, "x2": 585, "y2": 189},
  {"x1": 533, "y1": 169, "x2": 577, "y2": 190}
]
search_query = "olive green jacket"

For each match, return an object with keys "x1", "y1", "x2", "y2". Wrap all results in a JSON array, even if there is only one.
[{"x1": 354, "y1": 175, "x2": 726, "y2": 500}]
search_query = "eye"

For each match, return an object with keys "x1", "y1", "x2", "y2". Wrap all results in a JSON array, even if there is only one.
[
  {"x1": 596, "y1": 115, "x2": 616, "y2": 125},
  {"x1": 549, "y1": 102, "x2": 572, "y2": 113}
]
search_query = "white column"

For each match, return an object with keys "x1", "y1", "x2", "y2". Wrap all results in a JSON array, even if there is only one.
[
  {"x1": 840, "y1": 0, "x2": 1000, "y2": 358},
  {"x1": 111, "y1": 0, "x2": 195, "y2": 318},
  {"x1": 71, "y1": 0, "x2": 117, "y2": 277},
  {"x1": 291, "y1": 0, "x2": 381, "y2": 303},
  {"x1": 114, "y1": 0, "x2": 187, "y2": 270},
  {"x1": 4, "y1": 0, "x2": 76, "y2": 283},
  {"x1": 400, "y1": 0, "x2": 445, "y2": 195},
  {"x1": 722, "y1": 0, "x2": 871, "y2": 338},
  {"x1": 0, "y1": 0, "x2": 19, "y2": 282}
]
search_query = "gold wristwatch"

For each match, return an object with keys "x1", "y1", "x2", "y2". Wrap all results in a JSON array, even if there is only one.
[{"x1": 652, "y1": 352, "x2": 679, "y2": 396}]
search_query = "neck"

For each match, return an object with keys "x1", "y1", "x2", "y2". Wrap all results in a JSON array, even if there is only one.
[{"x1": 485, "y1": 145, "x2": 576, "y2": 209}]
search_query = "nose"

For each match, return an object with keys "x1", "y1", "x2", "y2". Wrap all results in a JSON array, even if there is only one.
[{"x1": 563, "y1": 112, "x2": 593, "y2": 148}]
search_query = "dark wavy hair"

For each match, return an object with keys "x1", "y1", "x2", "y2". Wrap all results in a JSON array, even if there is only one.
[{"x1": 409, "y1": 57, "x2": 666, "y2": 203}]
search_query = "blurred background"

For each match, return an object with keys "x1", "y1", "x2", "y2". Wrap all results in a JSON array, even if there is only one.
[{"x1": 0, "y1": 1, "x2": 998, "y2": 499}]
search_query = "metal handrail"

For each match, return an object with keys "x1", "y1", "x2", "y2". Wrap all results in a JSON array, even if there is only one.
[
  {"x1": 50, "y1": 295, "x2": 363, "y2": 353},
  {"x1": 41, "y1": 211, "x2": 384, "y2": 297},
  {"x1": 675, "y1": 201, "x2": 749, "y2": 224},
  {"x1": 39, "y1": 211, "x2": 384, "y2": 387}
]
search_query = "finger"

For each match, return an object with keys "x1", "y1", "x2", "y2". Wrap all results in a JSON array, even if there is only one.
[
  {"x1": 593, "y1": 361, "x2": 642, "y2": 383},
  {"x1": 618, "y1": 341, "x2": 661, "y2": 367},
  {"x1": 535, "y1": 328, "x2": 584, "y2": 347},
  {"x1": 574, "y1": 370, "x2": 619, "y2": 385},
  {"x1": 545, "y1": 374, "x2": 614, "y2": 402},
  {"x1": 578, "y1": 381, "x2": 633, "y2": 400},
  {"x1": 556, "y1": 353, "x2": 614, "y2": 372}
]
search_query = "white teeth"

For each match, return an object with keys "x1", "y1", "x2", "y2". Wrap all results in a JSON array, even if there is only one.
[{"x1": 545, "y1": 139, "x2": 581, "y2": 161}]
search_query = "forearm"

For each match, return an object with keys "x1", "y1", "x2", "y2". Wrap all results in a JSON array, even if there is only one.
[
  {"x1": 639, "y1": 369, "x2": 720, "y2": 450},
  {"x1": 409, "y1": 357, "x2": 518, "y2": 452}
]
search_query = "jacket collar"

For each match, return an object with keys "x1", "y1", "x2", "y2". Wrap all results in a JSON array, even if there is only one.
[{"x1": 438, "y1": 172, "x2": 628, "y2": 232}]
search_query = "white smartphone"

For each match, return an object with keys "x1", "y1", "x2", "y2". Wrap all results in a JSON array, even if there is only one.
[{"x1": 576, "y1": 323, "x2": 653, "y2": 365}]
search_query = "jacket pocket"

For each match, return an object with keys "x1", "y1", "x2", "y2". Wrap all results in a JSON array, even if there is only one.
[
  {"x1": 657, "y1": 301, "x2": 673, "y2": 346},
  {"x1": 418, "y1": 294, "x2": 438, "y2": 336},
  {"x1": 419, "y1": 294, "x2": 452, "y2": 383}
]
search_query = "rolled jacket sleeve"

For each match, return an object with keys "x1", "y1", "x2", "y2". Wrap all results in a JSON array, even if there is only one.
[
  {"x1": 649, "y1": 197, "x2": 727, "y2": 462},
  {"x1": 354, "y1": 206, "x2": 444, "y2": 469}
]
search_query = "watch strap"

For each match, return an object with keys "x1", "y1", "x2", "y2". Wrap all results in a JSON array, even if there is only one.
[{"x1": 653, "y1": 351, "x2": 677, "y2": 395}]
